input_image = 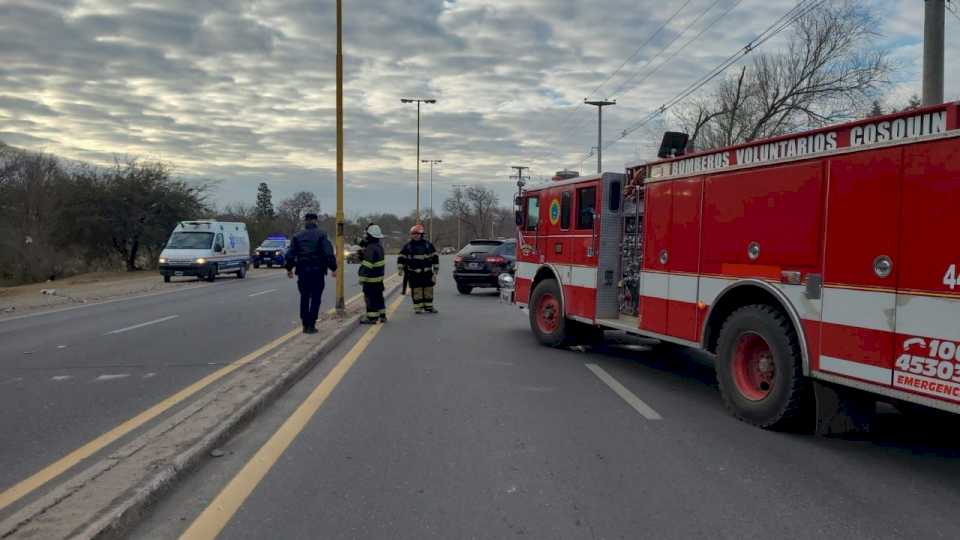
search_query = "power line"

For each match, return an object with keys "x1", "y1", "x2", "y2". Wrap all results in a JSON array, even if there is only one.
[
  {"x1": 556, "y1": 0, "x2": 729, "y2": 167},
  {"x1": 585, "y1": 0, "x2": 696, "y2": 100},
  {"x1": 566, "y1": 0, "x2": 826, "y2": 169},
  {"x1": 608, "y1": 0, "x2": 728, "y2": 99},
  {"x1": 611, "y1": 0, "x2": 747, "y2": 99},
  {"x1": 947, "y1": 0, "x2": 960, "y2": 23},
  {"x1": 552, "y1": 0, "x2": 696, "y2": 137}
]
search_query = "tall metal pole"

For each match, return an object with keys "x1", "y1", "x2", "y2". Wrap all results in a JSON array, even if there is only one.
[
  {"x1": 401, "y1": 98, "x2": 436, "y2": 223},
  {"x1": 585, "y1": 99, "x2": 615, "y2": 173},
  {"x1": 334, "y1": 0, "x2": 345, "y2": 314},
  {"x1": 923, "y1": 0, "x2": 945, "y2": 105},
  {"x1": 416, "y1": 101, "x2": 421, "y2": 222},
  {"x1": 452, "y1": 183, "x2": 468, "y2": 249},
  {"x1": 421, "y1": 159, "x2": 441, "y2": 242}
]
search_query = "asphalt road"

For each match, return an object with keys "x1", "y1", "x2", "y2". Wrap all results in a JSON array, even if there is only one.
[
  {"x1": 0, "y1": 260, "x2": 395, "y2": 510},
  {"x1": 132, "y1": 259, "x2": 960, "y2": 540}
]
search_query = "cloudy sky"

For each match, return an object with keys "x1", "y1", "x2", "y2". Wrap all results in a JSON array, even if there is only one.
[{"x1": 0, "y1": 0, "x2": 955, "y2": 216}]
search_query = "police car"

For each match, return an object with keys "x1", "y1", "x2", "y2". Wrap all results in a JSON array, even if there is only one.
[{"x1": 253, "y1": 236, "x2": 289, "y2": 268}]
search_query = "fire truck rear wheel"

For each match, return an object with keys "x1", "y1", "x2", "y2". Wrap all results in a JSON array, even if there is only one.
[
  {"x1": 716, "y1": 304, "x2": 811, "y2": 430},
  {"x1": 530, "y1": 279, "x2": 571, "y2": 347}
]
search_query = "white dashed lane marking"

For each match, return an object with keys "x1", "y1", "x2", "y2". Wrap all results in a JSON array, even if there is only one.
[
  {"x1": 94, "y1": 374, "x2": 131, "y2": 382},
  {"x1": 51, "y1": 375, "x2": 73, "y2": 382},
  {"x1": 585, "y1": 363, "x2": 663, "y2": 420},
  {"x1": 248, "y1": 289, "x2": 277, "y2": 297},
  {"x1": 103, "y1": 315, "x2": 179, "y2": 336}
]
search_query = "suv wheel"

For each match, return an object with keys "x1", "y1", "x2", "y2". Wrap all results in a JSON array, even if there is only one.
[{"x1": 457, "y1": 283, "x2": 473, "y2": 295}]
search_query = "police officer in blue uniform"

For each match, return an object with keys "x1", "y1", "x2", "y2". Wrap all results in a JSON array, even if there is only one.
[{"x1": 285, "y1": 213, "x2": 337, "y2": 334}]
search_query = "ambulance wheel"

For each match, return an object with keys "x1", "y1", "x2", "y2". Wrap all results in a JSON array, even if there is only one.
[
  {"x1": 163, "y1": 274, "x2": 171, "y2": 283},
  {"x1": 715, "y1": 304, "x2": 811, "y2": 430},
  {"x1": 237, "y1": 265, "x2": 246, "y2": 279},
  {"x1": 530, "y1": 279, "x2": 570, "y2": 347},
  {"x1": 205, "y1": 266, "x2": 217, "y2": 282}
]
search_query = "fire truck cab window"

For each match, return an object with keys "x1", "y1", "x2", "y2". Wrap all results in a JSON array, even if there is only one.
[
  {"x1": 576, "y1": 186, "x2": 596, "y2": 229},
  {"x1": 560, "y1": 191, "x2": 571, "y2": 229},
  {"x1": 609, "y1": 181, "x2": 621, "y2": 212},
  {"x1": 525, "y1": 197, "x2": 540, "y2": 231}
]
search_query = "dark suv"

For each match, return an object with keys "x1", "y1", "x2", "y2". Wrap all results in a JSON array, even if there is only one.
[{"x1": 453, "y1": 239, "x2": 516, "y2": 295}]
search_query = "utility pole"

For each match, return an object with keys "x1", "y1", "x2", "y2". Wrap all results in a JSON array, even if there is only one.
[
  {"x1": 452, "y1": 183, "x2": 468, "y2": 250},
  {"x1": 584, "y1": 99, "x2": 615, "y2": 173},
  {"x1": 923, "y1": 0, "x2": 946, "y2": 105},
  {"x1": 510, "y1": 166, "x2": 529, "y2": 198},
  {"x1": 401, "y1": 98, "x2": 436, "y2": 222},
  {"x1": 421, "y1": 159, "x2": 442, "y2": 242},
  {"x1": 334, "y1": 0, "x2": 345, "y2": 314}
]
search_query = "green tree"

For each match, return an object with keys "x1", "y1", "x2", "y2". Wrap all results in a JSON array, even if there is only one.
[
  {"x1": 91, "y1": 160, "x2": 209, "y2": 271},
  {"x1": 255, "y1": 182, "x2": 274, "y2": 219}
]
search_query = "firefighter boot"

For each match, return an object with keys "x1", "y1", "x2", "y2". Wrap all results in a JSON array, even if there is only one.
[
  {"x1": 412, "y1": 288, "x2": 425, "y2": 314},
  {"x1": 423, "y1": 286, "x2": 438, "y2": 313}
]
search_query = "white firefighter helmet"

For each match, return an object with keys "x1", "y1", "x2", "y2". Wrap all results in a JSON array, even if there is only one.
[{"x1": 366, "y1": 224, "x2": 384, "y2": 239}]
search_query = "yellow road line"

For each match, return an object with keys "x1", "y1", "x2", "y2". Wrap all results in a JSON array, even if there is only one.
[
  {"x1": 180, "y1": 294, "x2": 404, "y2": 540},
  {"x1": 0, "y1": 283, "x2": 382, "y2": 512}
]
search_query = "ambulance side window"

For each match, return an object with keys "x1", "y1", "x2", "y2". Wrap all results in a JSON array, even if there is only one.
[
  {"x1": 560, "y1": 191, "x2": 571, "y2": 229},
  {"x1": 214, "y1": 233, "x2": 224, "y2": 251},
  {"x1": 576, "y1": 186, "x2": 596, "y2": 229},
  {"x1": 525, "y1": 197, "x2": 540, "y2": 231}
]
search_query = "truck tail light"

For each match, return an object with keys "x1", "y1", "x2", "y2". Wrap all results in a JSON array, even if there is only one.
[
  {"x1": 454, "y1": 255, "x2": 463, "y2": 265},
  {"x1": 485, "y1": 255, "x2": 507, "y2": 265}
]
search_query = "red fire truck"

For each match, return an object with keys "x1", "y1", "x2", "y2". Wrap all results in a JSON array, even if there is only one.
[{"x1": 512, "y1": 102, "x2": 960, "y2": 431}]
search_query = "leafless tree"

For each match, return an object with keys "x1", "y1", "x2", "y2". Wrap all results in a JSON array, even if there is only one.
[
  {"x1": 276, "y1": 191, "x2": 320, "y2": 235},
  {"x1": 675, "y1": 0, "x2": 891, "y2": 151}
]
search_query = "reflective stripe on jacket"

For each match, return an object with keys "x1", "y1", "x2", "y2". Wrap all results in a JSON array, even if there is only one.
[{"x1": 358, "y1": 240, "x2": 385, "y2": 284}]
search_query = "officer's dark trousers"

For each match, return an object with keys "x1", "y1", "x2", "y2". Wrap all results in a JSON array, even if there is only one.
[
  {"x1": 363, "y1": 283, "x2": 385, "y2": 321},
  {"x1": 297, "y1": 271, "x2": 325, "y2": 328}
]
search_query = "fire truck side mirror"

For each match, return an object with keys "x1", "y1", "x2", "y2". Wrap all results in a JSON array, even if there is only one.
[{"x1": 515, "y1": 210, "x2": 523, "y2": 227}]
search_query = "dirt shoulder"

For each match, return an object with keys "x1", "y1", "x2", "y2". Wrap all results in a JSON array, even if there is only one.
[{"x1": 0, "y1": 270, "x2": 210, "y2": 317}]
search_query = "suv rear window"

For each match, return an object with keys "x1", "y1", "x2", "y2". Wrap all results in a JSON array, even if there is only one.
[
  {"x1": 459, "y1": 241, "x2": 501, "y2": 255},
  {"x1": 496, "y1": 242, "x2": 516, "y2": 256}
]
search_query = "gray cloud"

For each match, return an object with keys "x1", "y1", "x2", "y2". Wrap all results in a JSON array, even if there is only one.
[{"x1": 0, "y1": 0, "x2": 949, "y2": 214}]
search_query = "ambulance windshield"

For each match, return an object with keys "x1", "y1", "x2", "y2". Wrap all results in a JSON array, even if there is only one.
[{"x1": 167, "y1": 232, "x2": 214, "y2": 250}]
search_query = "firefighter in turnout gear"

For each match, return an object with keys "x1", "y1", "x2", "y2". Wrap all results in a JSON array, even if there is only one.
[
  {"x1": 398, "y1": 224, "x2": 439, "y2": 314},
  {"x1": 358, "y1": 224, "x2": 387, "y2": 324}
]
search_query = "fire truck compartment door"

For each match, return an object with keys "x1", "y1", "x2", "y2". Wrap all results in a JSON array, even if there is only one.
[
  {"x1": 891, "y1": 139, "x2": 960, "y2": 405},
  {"x1": 819, "y1": 148, "x2": 901, "y2": 388},
  {"x1": 667, "y1": 177, "x2": 703, "y2": 342}
]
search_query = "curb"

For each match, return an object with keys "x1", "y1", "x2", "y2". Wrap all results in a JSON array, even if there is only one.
[{"x1": 0, "y1": 277, "x2": 402, "y2": 540}]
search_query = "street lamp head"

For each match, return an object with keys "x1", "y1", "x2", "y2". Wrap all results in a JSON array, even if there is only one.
[
  {"x1": 584, "y1": 98, "x2": 617, "y2": 106},
  {"x1": 400, "y1": 98, "x2": 412, "y2": 103},
  {"x1": 425, "y1": 99, "x2": 437, "y2": 104}
]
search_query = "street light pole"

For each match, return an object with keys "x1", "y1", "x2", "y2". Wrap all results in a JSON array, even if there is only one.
[
  {"x1": 421, "y1": 159, "x2": 442, "y2": 242},
  {"x1": 334, "y1": 0, "x2": 345, "y2": 314},
  {"x1": 452, "y1": 183, "x2": 468, "y2": 250},
  {"x1": 585, "y1": 99, "x2": 615, "y2": 174},
  {"x1": 923, "y1": 0, "x2": 945, "y2": 105},
  {"x1": 401, "y1": 98, "x2": 436, "y2": 223}
]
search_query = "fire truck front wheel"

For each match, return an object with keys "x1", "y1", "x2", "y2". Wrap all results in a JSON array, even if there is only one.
[
  {"x1": 530, "y1": 279, "x2": 571, "y2": 347},
  {"x1": 715, "y1": 304, "x2": 811, "y2": 430}
]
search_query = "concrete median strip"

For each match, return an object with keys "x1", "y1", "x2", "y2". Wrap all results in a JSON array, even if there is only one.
[{"x1": 0, "y1": 275, "x2": 401, "y2": 540}]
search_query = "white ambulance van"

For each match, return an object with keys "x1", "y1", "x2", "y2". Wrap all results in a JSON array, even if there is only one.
[{"x1": 158, "y1": 221, "x2": 250, "y2": 282}]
